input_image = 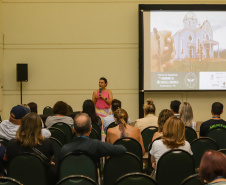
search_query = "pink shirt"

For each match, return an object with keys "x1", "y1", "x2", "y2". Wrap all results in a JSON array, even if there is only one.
[{"x1": 95, "y1": 91, "x2": 110, "y2": 109}]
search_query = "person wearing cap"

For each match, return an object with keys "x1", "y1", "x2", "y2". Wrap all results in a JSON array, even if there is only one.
[{"x1": 0, "y1": 105, "x2": 51, "y2": 140}]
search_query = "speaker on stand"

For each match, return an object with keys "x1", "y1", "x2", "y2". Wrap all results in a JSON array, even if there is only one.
[{"x1": 17, "y1": 64, "x2": 28, "y2": 104}]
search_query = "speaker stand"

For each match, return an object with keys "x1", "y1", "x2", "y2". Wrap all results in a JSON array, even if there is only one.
[{"x1": 20, "y1": 81, "x2": 22, "y2": 104}]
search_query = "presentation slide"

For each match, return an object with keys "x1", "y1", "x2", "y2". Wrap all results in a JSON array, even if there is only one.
[{"x1": 143, "y1": 10, "x2": 226, "y2": 91}]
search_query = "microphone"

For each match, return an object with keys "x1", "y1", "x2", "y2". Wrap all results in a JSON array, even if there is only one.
[{"x1": 99, "y1": 88, "x2": 101, "y2": 97}]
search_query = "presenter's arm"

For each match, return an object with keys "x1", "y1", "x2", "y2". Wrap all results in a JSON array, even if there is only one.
[
  {"x1": 92, "y1": 90, "x2": 98, "y2": 104},
  {"x1": 99, "y1": 89, "x2": 113, "y2": 105}
]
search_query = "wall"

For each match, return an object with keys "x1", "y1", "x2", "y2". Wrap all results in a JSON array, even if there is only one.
[
  {"x1": 2, "y1": 0, "x2": 226, "y2": 122},
  {"x1": 0, "y1": 0, "x2": 3, "y2": 117}
]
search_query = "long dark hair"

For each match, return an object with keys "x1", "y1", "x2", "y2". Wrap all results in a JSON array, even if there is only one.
[{"x1": 83, "y1": 99, "x2": 99, "y2": 125}]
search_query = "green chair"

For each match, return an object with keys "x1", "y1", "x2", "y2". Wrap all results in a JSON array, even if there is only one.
[
  {"x1": 89, "y1": 128, "x2": 99, "y2": 140},
  {"x1": 219, "y1": 149, "x2": 226, "y2": 155},
  {"x1": 156, "y1": 149, "x2": 195, "y2": 185},
  {"x1": 180, "y1": 174, "x2": 204, "y2": 185},
  {"x1": 49, "y1": 137, "x2": 62, "y2": 165},
  {"x1": 52, "y1": 122, "x2": 73, "y2": 143},
  {"x1": 91, "y1": 123, "x2": 101, "y2": 140},
  {"x1": 7, "y1": 153, "x2": 49, "y2": 185},
  {"x1": 141, "y1": 126, "x2": 158, "y2": 152},
  {"x1": 58, "y1": 152, "x2": 98, "y2": 183},
  {"x1": 185, "y1": 126, "x2": 197, "y2": 143},
  {"x1": 115, "y1": 172, "x2": 158, "y2": 185},
  {"x1": 56, "y1": 175, "x2": 97, "y2": 185},
  {"x1": 114, "y1": 137, "x2": 143, "y2": 162},
  {"x1": 0, "y1": 177, "x2": 23, "y2": 185},
  {"x1": 103, "y1": 152, "x2": 143, "y2": 185},
  {"x1": 207, "y1": 127, "x2": 226, "y2": 149},
  {"x1": 191, "y1": 137, "x2": 218, "y2": 168},
  {"x1": 43, "y1": 106, "x2": 53, "y2": 116},
  {"x1": 49, "y1": 127, "x2": 66, "y2": 145}
]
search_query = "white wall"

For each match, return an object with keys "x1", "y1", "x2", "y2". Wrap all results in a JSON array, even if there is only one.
[{"x1": 2, "y1": 0, "x2": 226, "y2": 122}]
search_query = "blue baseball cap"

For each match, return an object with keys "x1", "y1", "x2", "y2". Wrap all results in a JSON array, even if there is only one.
[{"x1": 10, "y1": 105, "x2": 30, "y2": 119}]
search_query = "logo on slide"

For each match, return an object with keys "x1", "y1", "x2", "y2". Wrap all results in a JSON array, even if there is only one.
[{"x1": 184, "y1": 72, "x2": 197, "y2": 88}]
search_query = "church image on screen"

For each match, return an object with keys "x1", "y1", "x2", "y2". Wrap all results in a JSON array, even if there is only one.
[{"x1": 173, "y1": 12, "x2": 219, "y2": 61}]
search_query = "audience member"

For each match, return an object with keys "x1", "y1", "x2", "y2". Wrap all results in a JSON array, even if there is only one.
[
  {"x1": 27, "y1": 102, "x2": 38, "y2": 113},
  {"x1": 179, "y1": 102, "x2": 196, "y2": 130},
  {"x1": 199, "y1": 150, "x2": 226, "y2": 185},
  {"x1": 0, "y1": 105, "x2": 50, "y2": 140},
  {"x1": 45, "y1": 101, "x2": 74, "y2": 128},
  {"x1": 200, "y1": 102, "x2": 226, "y2": 137},
  {"x1": 134, "y1": 98, "x2": 158, "y2": 132},
  {"x1": 106, "y1": 108, "x2": 145, "y2": 155},
  {"x1": 92, "y1": 77, "x2": 113, "y2": 119},
  {"x1": 59, "y1": 113, "x2": 126, "y2": 162},
  {"x1": 150, "y1": 116, "x2": 192, "y2": 173},
  {"x1": 103, "y1": 99, "x2": 131, "y2": 134},
  {"x1": 152, "y1": 109, "x2": 173, "y2": 141},
  {"x1": 6, "y1": 113, "x2": 56, "y2": 185},
  {"x1": 83, "y1": 99, "x2": 102, "y2": 127},
  {"x1": 170, "y1": 100, "x2": 181, "y2": 118}
]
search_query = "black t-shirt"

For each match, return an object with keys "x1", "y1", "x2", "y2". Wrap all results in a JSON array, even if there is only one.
[
  {"x1": 200, "y1": 119, "x2": 226, "y2": 137},
  {"x1": 6, "y1": 138, "x2": 54, "y2": 162}
]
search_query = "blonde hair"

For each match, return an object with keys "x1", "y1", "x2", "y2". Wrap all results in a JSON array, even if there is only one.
[
  {"x1": 143, "y1": 98, "x2": 155, "y2": 114},
  {"x1": 16, "y1": 113, "x2": 44, "y2": 147},
  {"x1": 179, "y1": 102, "x2": 193, "y2": 127},
  {"x1": 162, "y1": 116, "x2": 186, "y2": 149},
  {"x1": 114, "y1": 108, "x2": 128, "y2": 128}
]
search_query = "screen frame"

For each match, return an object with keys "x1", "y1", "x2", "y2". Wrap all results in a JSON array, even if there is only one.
[{"x1": 139, "y1": 4, "x2": 226, "y2": 93}]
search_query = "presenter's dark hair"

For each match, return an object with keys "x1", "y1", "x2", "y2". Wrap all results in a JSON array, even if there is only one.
[
  {"x1": 27, "y1": 102, "x2": 38, "y2": 113},
  {"x1": 170, "y1": 100, "x2": 181, "y2": 114},
  {"x1": 212, "y1": 102, "x2": 223, "y2": 115},
  {"x1": 112, "y1": 99, "x2": 121, "y2": 112},
  {"x1": 99, "y1": 77, "x2": 108, "y2": 86},
  {"x1": 74, "y1": 113, "x2": 91, "y2": 135},
  {"x1": 53, "y1": 101, "x2": 69, "y2": 116}
]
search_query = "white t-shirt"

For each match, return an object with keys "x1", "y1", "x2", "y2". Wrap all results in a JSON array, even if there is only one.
[{"x1": 150, "y1": 139, "x2": 193, "y2": 166}]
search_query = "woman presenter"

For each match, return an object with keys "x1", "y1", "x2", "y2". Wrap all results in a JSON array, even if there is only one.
[{"x1": 92, "y1": 77, "x2": 113, "y2": 120}]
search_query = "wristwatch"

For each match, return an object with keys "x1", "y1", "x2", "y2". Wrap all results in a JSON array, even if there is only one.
[{"x1": 105, "y1": 98, "x2": 107, "y2": 101}]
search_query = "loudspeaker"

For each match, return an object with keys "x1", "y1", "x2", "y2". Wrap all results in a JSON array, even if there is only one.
[{"x1": 17, "y1": 64, "x2": 28, "y2": 82}]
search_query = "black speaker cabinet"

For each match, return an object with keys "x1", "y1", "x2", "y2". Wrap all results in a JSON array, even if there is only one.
[{"x1": 17, "y1": 64, "x2": 28, "y2": 82}]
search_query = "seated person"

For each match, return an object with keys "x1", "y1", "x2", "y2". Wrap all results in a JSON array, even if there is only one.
[
  {"x1": 106, "y1": 108, "x2": 145, "y2": 155},
  {"x1": 179, "y1": 102, "x2": 196, "y2": 130},
  {"x1": 200, "y1": 102, "x2": 226, "y2": 137},
  {"x1": 199, "y1": 150, "x2": 226, "y2": 185},
  {"x1": 0, "y1": 105, "x2": 50, "y2": 140},
  {"x1": 59, "y1": 113, "x2": 126, "y2": 162},
  {"x1": 152, "y1": 109, "x2": 173, "y2": 141},
  {"x1": 103, "y1": 99, "x2": 131, "y2": 134},
  {"x1": 150, "y1": 116, "x2": 192, "y2": 172},
  {"x1": 6, "y1": 113, "x2": 56, "y2": 185},
  {"x1": 83, "y1": 99, "x2": 102, "y2": 127},
  {"x1": 45, "y1": 101, "x2": 74, "y2": 128},
  {"x1": 134, "y1": 98, "x2": 158, "y2": 132},
  {"x1": 170, "y1": 100, "x2": 181, "y2": 118}
]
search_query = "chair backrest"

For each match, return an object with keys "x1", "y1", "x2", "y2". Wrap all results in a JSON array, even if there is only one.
[
  {"x1": 191, "y1": 137, "x2": 218, "y2": 168},
  {"x1": 185, "y1": 126, "x2": 197, "y2": 143},
  {"x1": 0, "y1": 138, "x2": 9, "y2": 148},
  {"x1": 0, "y1": 177, "x2": 23, "y2": 185},
  {"x1": 58, "y1": 152, "x2": 98, "y2": 183},
  {"x1": 114, "y1": 137, "x2": 143, "y2": 162},
  {"x1": 39, "y1": 114, "x2": 48, "y2": 127},
  {"x1": 91, "y1": 123, "x2": 101, "y2": 140},
  {"x1": 219, "y1": 149, "x2": 226, "y2": 155},
  {"x1": 106, "y1": 122, "x2": 117, "y2": 132},
  {"x1": 43, "y1": 106, "x2": 53, "y2": 116},
  {"x1": 49, "y1": 137, "x2": 62, "y2": 164},
  {"x1": 49, "y1": 127, "x2": 66, "y2": 145},
  {"x1": 180, "y1": 174, "x2": 204, "y2": 185},
  {"x1": 141, "y1": 126, "x2": 158, "y2": 152},
  {"x1": 7, "y1": 153, "x2": 48, "y2": 185},
  {"x1": 68, "y1": 105, "x2": 73, "y2": 113},
  {"x1": 89, "y1": 128, "x2": 99, "y2": 140},
  {"x1": 156, "y1": 149, "x2": 195, "y2": 185},
  {"x1": 103, "y1": 152, "x2": 143, "y2": 185},
  {"x1": 207, "y1": 127, "x2": 226, "y2": 149},
  {"x1": 56, "y1": 175, "x2": 98, "y2": 185},
  {"x1": 52, "y1": 122, "x2": 73, "y2": 143},
  {"x1": 115, "y1": 172, "x2": 158, "y2": 185}
]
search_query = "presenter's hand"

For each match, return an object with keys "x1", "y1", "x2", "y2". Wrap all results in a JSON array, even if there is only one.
[
  {"x1": 99, "y1": 93, "x2": 105, "y2": 99},
  {"x1": 150, "y1": 28, "x2": 175, "y2": 72}
]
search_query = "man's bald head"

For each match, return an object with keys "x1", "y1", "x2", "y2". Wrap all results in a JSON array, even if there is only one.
[{"x1": 74, "y1": 113, "x2": 91, "y2": 135}]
